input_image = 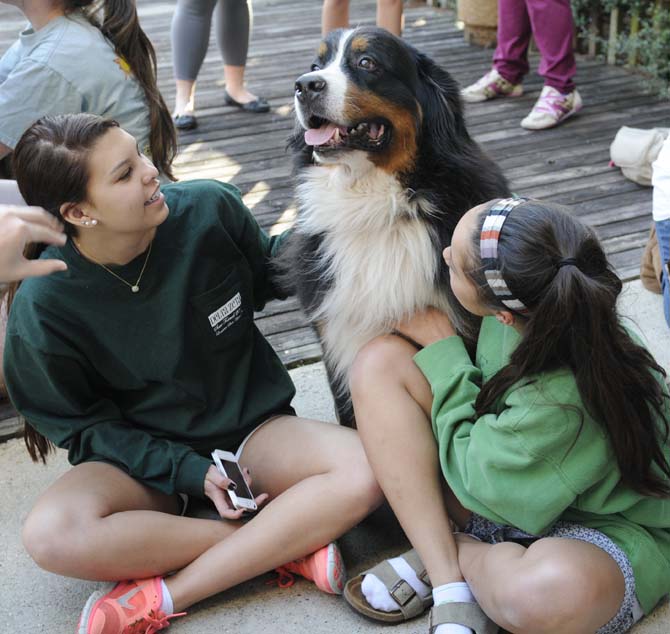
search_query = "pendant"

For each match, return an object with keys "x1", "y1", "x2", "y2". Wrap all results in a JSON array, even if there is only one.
[{"x1": 131, "y1": 285, "x2": 140, "y2": 293}]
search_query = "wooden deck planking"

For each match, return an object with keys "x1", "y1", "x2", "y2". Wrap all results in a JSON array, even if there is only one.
[{"x1": 1, "y1": 0, "x2": 667, "y2": 376}]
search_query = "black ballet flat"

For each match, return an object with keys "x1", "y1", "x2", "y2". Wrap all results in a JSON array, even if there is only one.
[
  {"x1": 223, "y1": 89, "x2": 270, "y2": 113},
  {"x1": 173, "y1": 113, "x2": 198, "y2": 130}
]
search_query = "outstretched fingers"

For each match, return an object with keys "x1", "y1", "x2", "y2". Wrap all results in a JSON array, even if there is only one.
[
  {"x1": 4, "y1": 205, "x2": 64, "y2": 229},
  {"x1": 17, "y1": 258, "x2": 68, "y2": 280},
  {"x1": 23, "y1": 221, "x2": 68, "y2": 248}
]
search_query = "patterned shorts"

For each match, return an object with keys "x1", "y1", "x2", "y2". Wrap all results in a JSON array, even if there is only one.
[{"x1": 465, "y1": 514, "x2": 645, "y2": 634}]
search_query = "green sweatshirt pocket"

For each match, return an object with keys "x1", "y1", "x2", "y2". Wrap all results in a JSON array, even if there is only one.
[{"x1": 189, "y1": 265, "x2": 253, "y2": 350}]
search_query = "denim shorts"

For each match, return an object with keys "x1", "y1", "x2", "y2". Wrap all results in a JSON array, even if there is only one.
[
  {"x1": 465, "y1": 514, "x2": 645, "y2": 634},
  {"x1": 655, "y1": 218, "x2": 670, "y2": 328}
]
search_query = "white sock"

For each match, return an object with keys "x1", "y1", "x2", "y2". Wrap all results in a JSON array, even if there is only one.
[
  {"x1": 432, "y1": 582, "x2": 475, "y2": 634},
  {"x1": 160, "y1": 579, "x2": 174, "y2": 615},
  {"x1": 361, "y1": 556, "x2": 431, "y2": 612}
]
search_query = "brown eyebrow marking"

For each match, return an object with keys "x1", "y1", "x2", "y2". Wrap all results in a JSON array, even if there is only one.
[
  {"x1": 351, "y1": 36, "x2": 368, "y2": 53},
  {"x1": 318, "y1": 41, "x2": 328, "y2": 58}
]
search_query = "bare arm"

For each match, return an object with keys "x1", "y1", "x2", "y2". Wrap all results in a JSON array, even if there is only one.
[{"x1": 394, "y1": 307, "x2": 457, "y2": 347}]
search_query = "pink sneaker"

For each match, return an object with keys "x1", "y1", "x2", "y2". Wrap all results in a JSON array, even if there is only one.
[
  {"x1": 461, "y1": 68, "x2": 523, "y2": 103},
  {"x1": 76, "y1": 576, "x2": 185, "y2": 634},
  {"x1": 274, "y1": 542, "x2": 346, "y2": 595},
  {"x1": 521, "y1": 86, "x2": 583, "y2": 130}
]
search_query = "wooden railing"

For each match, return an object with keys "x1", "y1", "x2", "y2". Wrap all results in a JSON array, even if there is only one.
[{"x1": 573, "y1": 0, "x2": 669, "y2": 67}]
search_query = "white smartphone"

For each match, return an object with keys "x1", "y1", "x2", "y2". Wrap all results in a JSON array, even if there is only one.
[{"x1": 211, "y1": 449, "x2": 258, "y2": 512}]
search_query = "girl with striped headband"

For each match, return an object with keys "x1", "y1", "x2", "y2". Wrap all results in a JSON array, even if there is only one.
[{"x1": 344, "y1": 198, "x2": 670, "y2": 634}]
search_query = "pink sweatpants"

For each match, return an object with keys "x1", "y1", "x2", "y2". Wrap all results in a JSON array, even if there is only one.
[{"x1": 493, "y1": 0, "x2": 577, "y2": 93}]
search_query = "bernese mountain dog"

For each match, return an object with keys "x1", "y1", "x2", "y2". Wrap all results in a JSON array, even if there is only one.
[{"x1": 280, "y1": 27, "x2": 510, "y2": 425}]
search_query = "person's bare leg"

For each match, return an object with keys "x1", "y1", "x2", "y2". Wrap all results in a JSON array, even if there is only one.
[
  {"x1": 455, "y1": 534, "x2": 625, "y2": 634},
  {"x1": 165, "y1": 416, "x2": 382, "y2": 611},
  {"x1": 223, "y1": 65, "x2": 262, "y2": 104},
  {"x1": 322, "y1": 0, "x2": 349, "y2": 35},
  {"x1": 174, "y1": 79, "x2": 196, "y2": 116},
  {"x1": 22, "y1": 462, "x2": 239, "y2": 580},
  {"x1": 376, "y1": 0, "x2": 402, "y2": 36},
  {"x1": 350, "y1": 336, "x2": 469, "y2": 587}
]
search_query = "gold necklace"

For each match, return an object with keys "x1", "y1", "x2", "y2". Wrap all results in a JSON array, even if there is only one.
[{"x1": 75, "y1": 240, "x2": 153, "y2": 293}]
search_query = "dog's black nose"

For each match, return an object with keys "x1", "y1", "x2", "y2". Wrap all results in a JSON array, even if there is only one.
[{"x1": 295, "y1": 74, "x2": 327, "y2": 102}]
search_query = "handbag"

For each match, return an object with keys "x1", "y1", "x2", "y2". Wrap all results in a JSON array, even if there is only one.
[
  {"x1": 610, "y1": 126, "x2": 670, "y2": 186},
  {"x1": 641, "y1": 225, "x2": 663, "y2": 294}
]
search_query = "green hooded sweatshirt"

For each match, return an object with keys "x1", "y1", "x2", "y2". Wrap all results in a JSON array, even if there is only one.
[
  {"x1": 4, "y1": 180, "x2": 295, "y2": 499},
  {"x1": 415, "y1": 317, "x2": 670, "y2": 614}
]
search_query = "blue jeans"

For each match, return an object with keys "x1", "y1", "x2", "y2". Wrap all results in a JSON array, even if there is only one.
[{"x1": 656, "y1": 218, "x2": 670, "y2": 328}]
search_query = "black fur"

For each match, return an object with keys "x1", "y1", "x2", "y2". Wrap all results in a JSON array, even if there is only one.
[{"x1": 277, "y1": 29, "x2": 510, "y2": 425}]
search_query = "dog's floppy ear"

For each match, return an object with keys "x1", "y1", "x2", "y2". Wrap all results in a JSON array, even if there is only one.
[{"x1": 414, "y1": 52, "x2": 470, "y2": 152}]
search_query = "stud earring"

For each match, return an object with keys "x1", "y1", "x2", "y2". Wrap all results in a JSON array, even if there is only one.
[
  {"x1": 83, "y1": 220, "x2": 90, "y2": 226},
  {"x1": 91, "y1": 219, "x2": 98, "y2": 226}
]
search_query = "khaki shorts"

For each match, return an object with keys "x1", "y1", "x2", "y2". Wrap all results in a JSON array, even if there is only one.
[{"x1": 178, "y1": 413, "x2": 289, "y2": 517}]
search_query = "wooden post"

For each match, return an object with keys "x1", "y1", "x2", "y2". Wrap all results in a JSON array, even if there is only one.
[
  {"x1": 457, "y1": 0, "x2": 498, "y2": 47},
  {"x1": 652, "y1": 0, "x2": 664, "y2": 35},
  {"x1": 588, "y1": 6, "x2": 599, "y2": 57},
  {"x1": 607, "y1": 7, "x2": 619, "y2": 65},
  {"x1": 628, "y1": 12, "x2": 640, "y2": 68}
]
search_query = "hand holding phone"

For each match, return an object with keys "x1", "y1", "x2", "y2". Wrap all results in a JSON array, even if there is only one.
[{"x1": 206, "y1": 450, "x2": 268, "y2": 519}]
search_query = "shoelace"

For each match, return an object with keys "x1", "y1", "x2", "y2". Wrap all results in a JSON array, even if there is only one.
[
  {"x1": 267, "y1": 566, "x2": 296, "y2": 589},
  {"x1": 122, "y1": 609, "x2": 187, "y2": 634},
  {"x1": 534, "y1": 91, "x2": 570, "y2": 116}
]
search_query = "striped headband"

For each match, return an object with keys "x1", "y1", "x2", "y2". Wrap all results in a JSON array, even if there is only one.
[{"x1": 480, "y1": 197, "x2": 529, "y2": 315}]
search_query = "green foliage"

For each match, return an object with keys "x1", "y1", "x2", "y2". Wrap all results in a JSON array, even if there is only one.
[{"x1": 571, "y1": 0, "x2": 670, "y2": 97}]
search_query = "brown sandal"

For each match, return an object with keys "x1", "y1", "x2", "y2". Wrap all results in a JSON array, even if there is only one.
[
  {"x1": 429, "y1": 602, "x2": 499, "y2": 634},
  {"x1": 343, "y1": 549, "x2": 432, "y2": 622}
]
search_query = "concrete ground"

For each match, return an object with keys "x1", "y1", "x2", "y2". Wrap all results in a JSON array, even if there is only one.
[{"x1": 1, "y1": 280, "x2": 669, "y2": 633}]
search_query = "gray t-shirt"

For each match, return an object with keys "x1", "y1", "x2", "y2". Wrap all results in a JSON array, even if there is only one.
[{"x1": 0, "y1": 12, "x2": 150, "y2": 151}]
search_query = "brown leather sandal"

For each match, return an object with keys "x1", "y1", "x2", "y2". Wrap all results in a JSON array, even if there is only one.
[
  {"x1": 429, "y1": 602, "x2": 499, "y2": 634},
  {"x1": 343, "y1": 549, "x2": 432, "y2": 623}
]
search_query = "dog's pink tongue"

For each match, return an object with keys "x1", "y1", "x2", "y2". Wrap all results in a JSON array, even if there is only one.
[{"x1": 305, "y1": 123, "x2": 336, "y2": 146}]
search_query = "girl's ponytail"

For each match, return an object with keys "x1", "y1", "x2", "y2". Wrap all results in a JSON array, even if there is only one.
[
  {"x1": 532, "y1": 260, "x2": 669, "y2": 497},
  {"x1": 472, "y1": 201, "x2": 670, "y2": 497},
  {"x1": 67, "y1": 0, "x2": 177, "y2": 179}
]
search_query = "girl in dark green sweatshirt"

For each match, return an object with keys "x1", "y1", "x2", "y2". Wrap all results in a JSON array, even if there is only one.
[
  {"x1": 4, "y1": 114, "x2": 382, "y2": 634},
  {"x1": 345, "y1": 198, "x2": 670, "y2": 634}
]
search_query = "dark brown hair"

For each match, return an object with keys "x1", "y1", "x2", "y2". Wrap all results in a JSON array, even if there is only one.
[
  {"x1": 468, "y1": 199, "x2": 670, "y2": 497},
  {"x1": 9, "y1": 113, "x2": 121, "y2": 462},
  {"x1": 65, "y1": 0, "x2": 176, "y2": 179}
]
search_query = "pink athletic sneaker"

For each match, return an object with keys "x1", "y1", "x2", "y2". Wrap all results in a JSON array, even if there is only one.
[
  {"x1": 461, "y1": 68, "x2": 523, "y2": 103},
  {"x1": 274, "y1": 542, "x2": 346, "y2": 595},
  {"x1": 76, "y1": 576, "x2": 185, "y2": 634},
  {"x1": 521, "y1": 86, "x2": 583, "y2": 130}
]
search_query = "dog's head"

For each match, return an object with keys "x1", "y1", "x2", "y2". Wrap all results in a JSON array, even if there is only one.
[{"x1": 292, "y1": 27, "x2": 468, "y2": 176}]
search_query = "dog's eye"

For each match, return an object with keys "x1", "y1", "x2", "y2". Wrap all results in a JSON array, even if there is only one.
[
  {"x1": 311, "y1": 63, "x2": 321, "y2": 72},
  {"x1": 358, "y1": 57, "x2": 377, "y2": 71}
]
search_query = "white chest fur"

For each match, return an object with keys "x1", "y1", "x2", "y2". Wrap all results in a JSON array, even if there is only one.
[{"x1": 296, "y1": 158, "x2": 451, "y2": 386}]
